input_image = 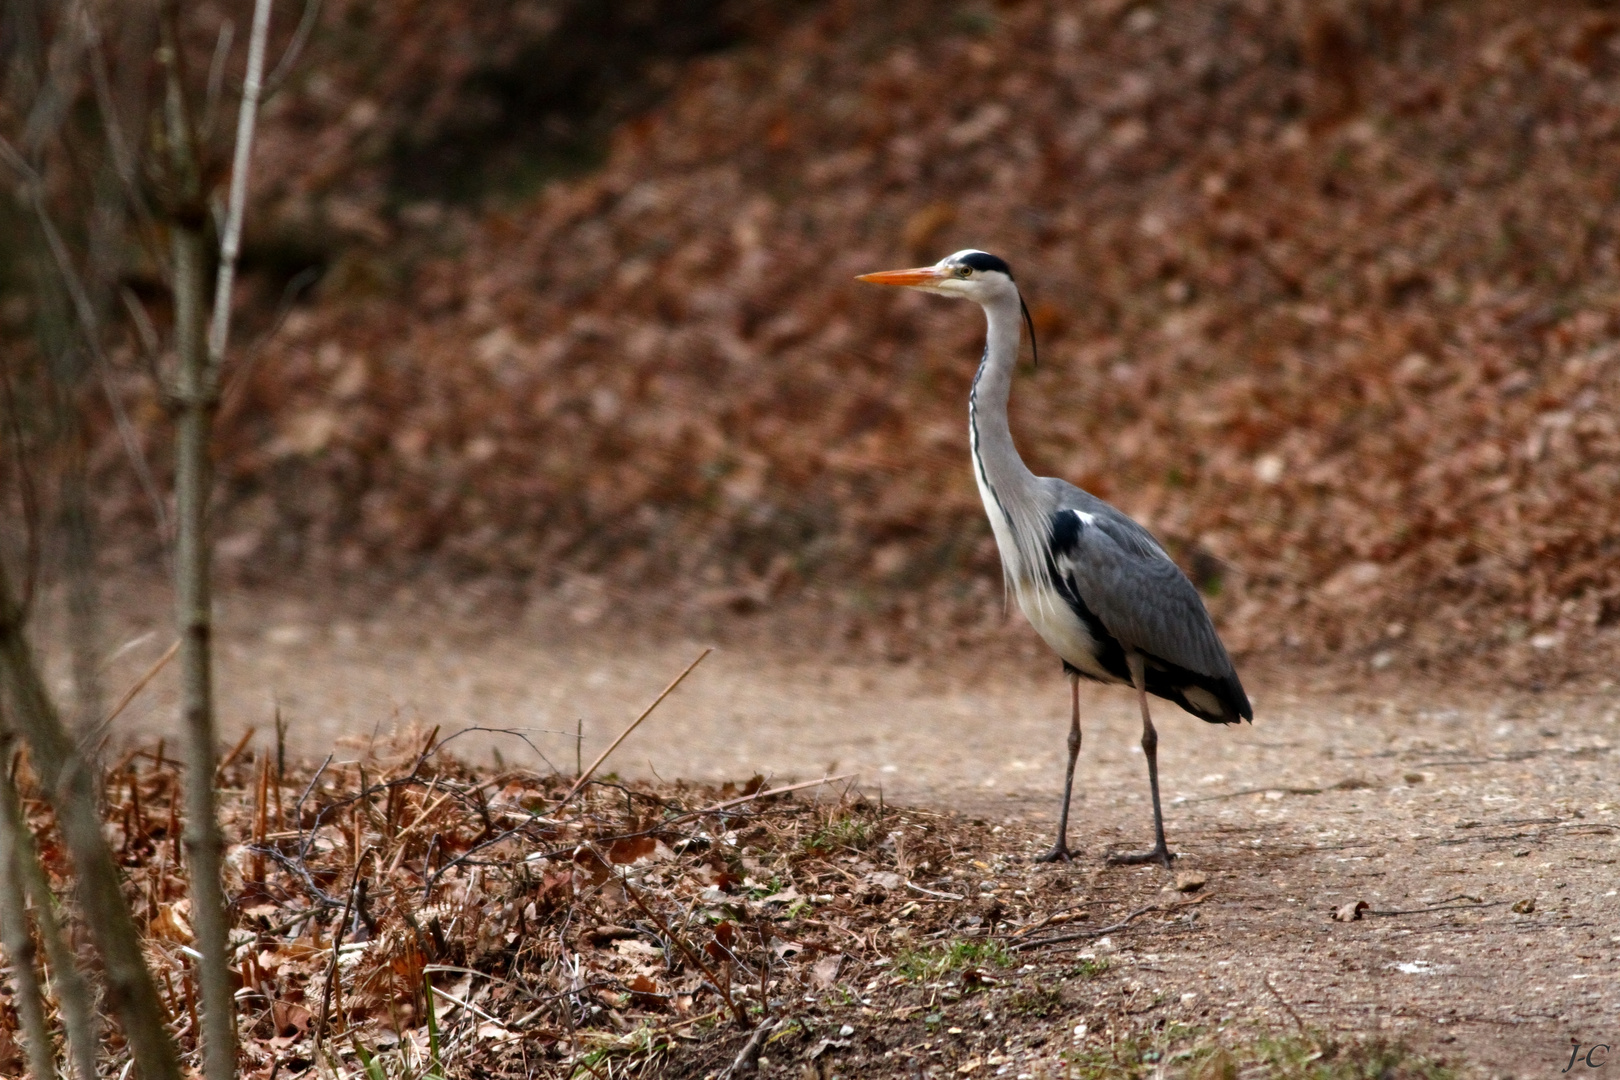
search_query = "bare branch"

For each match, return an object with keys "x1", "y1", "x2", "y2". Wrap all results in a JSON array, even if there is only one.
[
  {"x1": 77, "y1": 638, "x2": 179, "y2": 756},
  {"x1": 218, "y1": 265, "x2": 322, "y2": 422},
  {"x1": 0, "y1": 350, "x2": 42, "y2": 618},
  {"x1": 21, "y1": 0, "x2": 91, "y2": 157},
  {"x1": 201, "y1": 18, "x2": 236, "y2": 144},
  {"x1": 208, "y1": 0, "x2": 274, "y2": 379},
  {"x1": 261, "y1": 0, "x2": 325, "y2": 100},
  {"x1": 0, "y1": 135, "x2": 172, "y2": 543},
  {"x1": 82, "y1": 7, "x2": 164, "y2": 266},
  {"x1": 119, "y1": 285, "x2": 167, "y2": 385},
  {"x1": 163, "y1": 2, "x2": 276, "y2": 1076}
]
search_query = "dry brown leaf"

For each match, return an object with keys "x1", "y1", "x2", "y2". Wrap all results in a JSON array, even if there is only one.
[{"x1": 1331, "y1": 900, "x2": 1370, "y2": 922}]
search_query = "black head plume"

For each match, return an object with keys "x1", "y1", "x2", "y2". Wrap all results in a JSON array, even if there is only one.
[
  {"x1": 959, "y1": 250, "x2": 1015, "y2": 278},
  {"x1": 1020, "y1": 295, "x2": 1038, "y2": 369}
]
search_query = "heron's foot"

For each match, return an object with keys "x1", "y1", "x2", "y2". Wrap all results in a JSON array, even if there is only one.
[
  {"x1": 1035, "y1": 839, "x2": 1075, "y2": 863},
  {"x1": 1106, "y1": 844, "x2": 1174, "y2": 869}
]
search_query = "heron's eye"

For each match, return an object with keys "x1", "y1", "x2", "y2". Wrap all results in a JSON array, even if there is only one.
[{"x1": 955, "y1": 266, "x2": 972, "y2": 278}]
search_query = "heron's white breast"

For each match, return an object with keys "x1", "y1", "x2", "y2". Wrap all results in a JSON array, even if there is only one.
[
  {"x1": 1015, "y1": 579, "x2": 1123, "y2": 684},
  {"x1": 968, "y1": 415, "x2": 1119, "y2": 682}
]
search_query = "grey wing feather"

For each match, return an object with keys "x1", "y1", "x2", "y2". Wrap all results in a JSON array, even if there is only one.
[{"x1": 1050, "y1": 484, "x2": 1235, "y2": 679}]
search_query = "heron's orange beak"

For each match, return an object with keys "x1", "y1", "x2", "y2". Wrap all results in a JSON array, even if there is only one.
[{"x1": 855, "y1": 266, "x2": 943, "y2": 287}]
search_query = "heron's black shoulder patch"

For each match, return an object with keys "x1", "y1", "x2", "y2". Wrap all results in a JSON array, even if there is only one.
[
  {"x1": 1050, "y1": 508, "x2": 1084, "y2": 556},
  {"x1": 959, "y1": 251, "x2": 1014, "y2": 279}
]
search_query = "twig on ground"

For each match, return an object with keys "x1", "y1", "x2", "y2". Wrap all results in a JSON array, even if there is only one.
[
  {"x1": 720, "y1": 1018, "x2": 779, "y2": 1079},
  {"x1": 393, "y1": 784, "x2": 453, "y2": 841},
  {"x1": 619, "y1": 869, "x2": 750, "y2": 1026},
  {"x1": 216, "y1": 725, "x2": 257, "y2": 776},
  {"x1": 558, "y1": 648, "x2": 712, "y2": 808},
  {"x1": 293, "y1": 755, "x2": 333, "y2": 848},
  {"x1": 1010, "y1": 903, "x2": 1090, "y2": 937},
  {"x1": 1174, "y1": 785, "x2": 1328, "y2": 804},
  {"x1": 1012, "y1": 893, "x2": 1212, "y2": 951},
  {"x1": 906, "y1": 881, "x2": 965, "y2": 901},
  {"x1": 428, "y1": 724, "x2": 567, "y2": 774},
  {"x1": 429, "y1": 984, "x2": 503, "y2": 1026},
  {"x1": 312, "y1": 860, "x2": 364, "y2": 1059},
  {"x1": 1262, "y1": 972, "x2": 1308, "y2": 1033},
  {"x1": 688, "y1": 773, "x2": 854, "y2": 817},
  {"x1": 426, "y1": 771, "x2": 854, "y2": 890},
  {"x1": 1365, "y1": 901, "x2": 1506, "y2": 917},
  {"x1": 757, "y1": 918, "x2": 772, "y2": 1019}
]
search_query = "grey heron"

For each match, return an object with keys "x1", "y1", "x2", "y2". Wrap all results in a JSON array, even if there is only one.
[{"x1": 858, "y1": 250, "x2": 1251, "y2": 866}]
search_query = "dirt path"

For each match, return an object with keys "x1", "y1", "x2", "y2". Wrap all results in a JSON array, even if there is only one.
[{"x1": 49, "y1": 580, "x2": 1620, "y2": 1074}]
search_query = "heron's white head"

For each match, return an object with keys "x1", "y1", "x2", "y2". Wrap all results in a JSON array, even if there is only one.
[
  {"x1": 856, "y1": 249, "x2": 1019, "y2": 304},
  {"x1": 857, "y1": 248, "x2": 1037, "y2": 365}
]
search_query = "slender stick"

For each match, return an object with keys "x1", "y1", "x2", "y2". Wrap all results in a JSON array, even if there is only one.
[
  {"x1": 110, "y1": 639, "x2": 179, "y2": 724},
  {"x1": 313, "y1": 862, "x2": 364, "y2": 1061},
  {"x1": 688, "y1": 774, "x2": 853, "y2": 818},
  {"x1": 261, "y1": 0, "x2": 324, "y2": 98},
  {"x1": 559, "y1": 648, "x2": 711, "y2": 807},
  {"x1": 1011, "y1": 893, "x2": 1212, "y2": 951},
  {"x1": 216, "y1": 724, "x2": 257, "y2": 777},
  {"x1": 0, "y1": 741, "x2": 57, "y2": 1080},
  {"x1": 163, "y1": 1, "x2": 273, "y2": 1076},
  {"x1": 206, "y1": 0, "x2": 272, "y2": 375},
  {"x1": 620, "y1": 872, "x2": 749, "y2": 1025},
  {"x1": 81, "y1": 639, "x2": 178, "y2": 753},
  {"x1": 719, "y1": 1019, "x2": 776, "y2": 1079}
]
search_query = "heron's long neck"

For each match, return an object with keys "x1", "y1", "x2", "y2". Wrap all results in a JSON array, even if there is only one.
[{"x1": 969, "y1": 292, "x2": 1037, "y2": 503}]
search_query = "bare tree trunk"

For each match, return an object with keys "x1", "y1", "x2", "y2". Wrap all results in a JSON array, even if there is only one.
[
  {"x1": 158, "y1": 0, "x2": 275, "y2": 1072},
  {"x1": 0, "y1": 558, "x2": 181, "y2": 1080},
  {"x1": 0, "y1": 730, "x2": 57, "y2": 1080},
  {"x1": 0, "y1": 740, "x2": 99, "y2": 1080}
]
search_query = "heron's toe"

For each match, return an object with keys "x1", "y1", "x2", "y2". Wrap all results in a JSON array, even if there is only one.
[
  {"x1": 1105, "y1": 846, "x2": 1176, "y2": 868},
  {"x1": 1034, "y1": 842, "x2": 1075, "y2": 864}
]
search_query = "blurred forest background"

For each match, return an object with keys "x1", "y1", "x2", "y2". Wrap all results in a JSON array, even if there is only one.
[{"x1": 5, "y1": 0, "x2": 1620, "y2": 684}]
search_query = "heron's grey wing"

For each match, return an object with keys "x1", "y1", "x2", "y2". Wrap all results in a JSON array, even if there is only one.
[{"x1": 1049, "y1": 500, "x2": 1234, "y2": 680}]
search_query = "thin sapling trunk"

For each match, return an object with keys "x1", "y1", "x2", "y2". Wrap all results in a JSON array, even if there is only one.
[{"x1": 0, "y1": 557, "x2": 181, "y2": 1080}]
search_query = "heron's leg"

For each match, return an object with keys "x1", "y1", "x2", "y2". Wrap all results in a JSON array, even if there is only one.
[
  {"x1": 1037, "y1": 675, "x2": 1082, "y2": 863},
  {"x1": 1107, "y1": 652, "x2": 1174, "y2": 869}
]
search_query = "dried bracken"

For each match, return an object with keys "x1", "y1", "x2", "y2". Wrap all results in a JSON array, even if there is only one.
[{"x1": 26, "y1": 729, "x2": 965, "y2": 1075}]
